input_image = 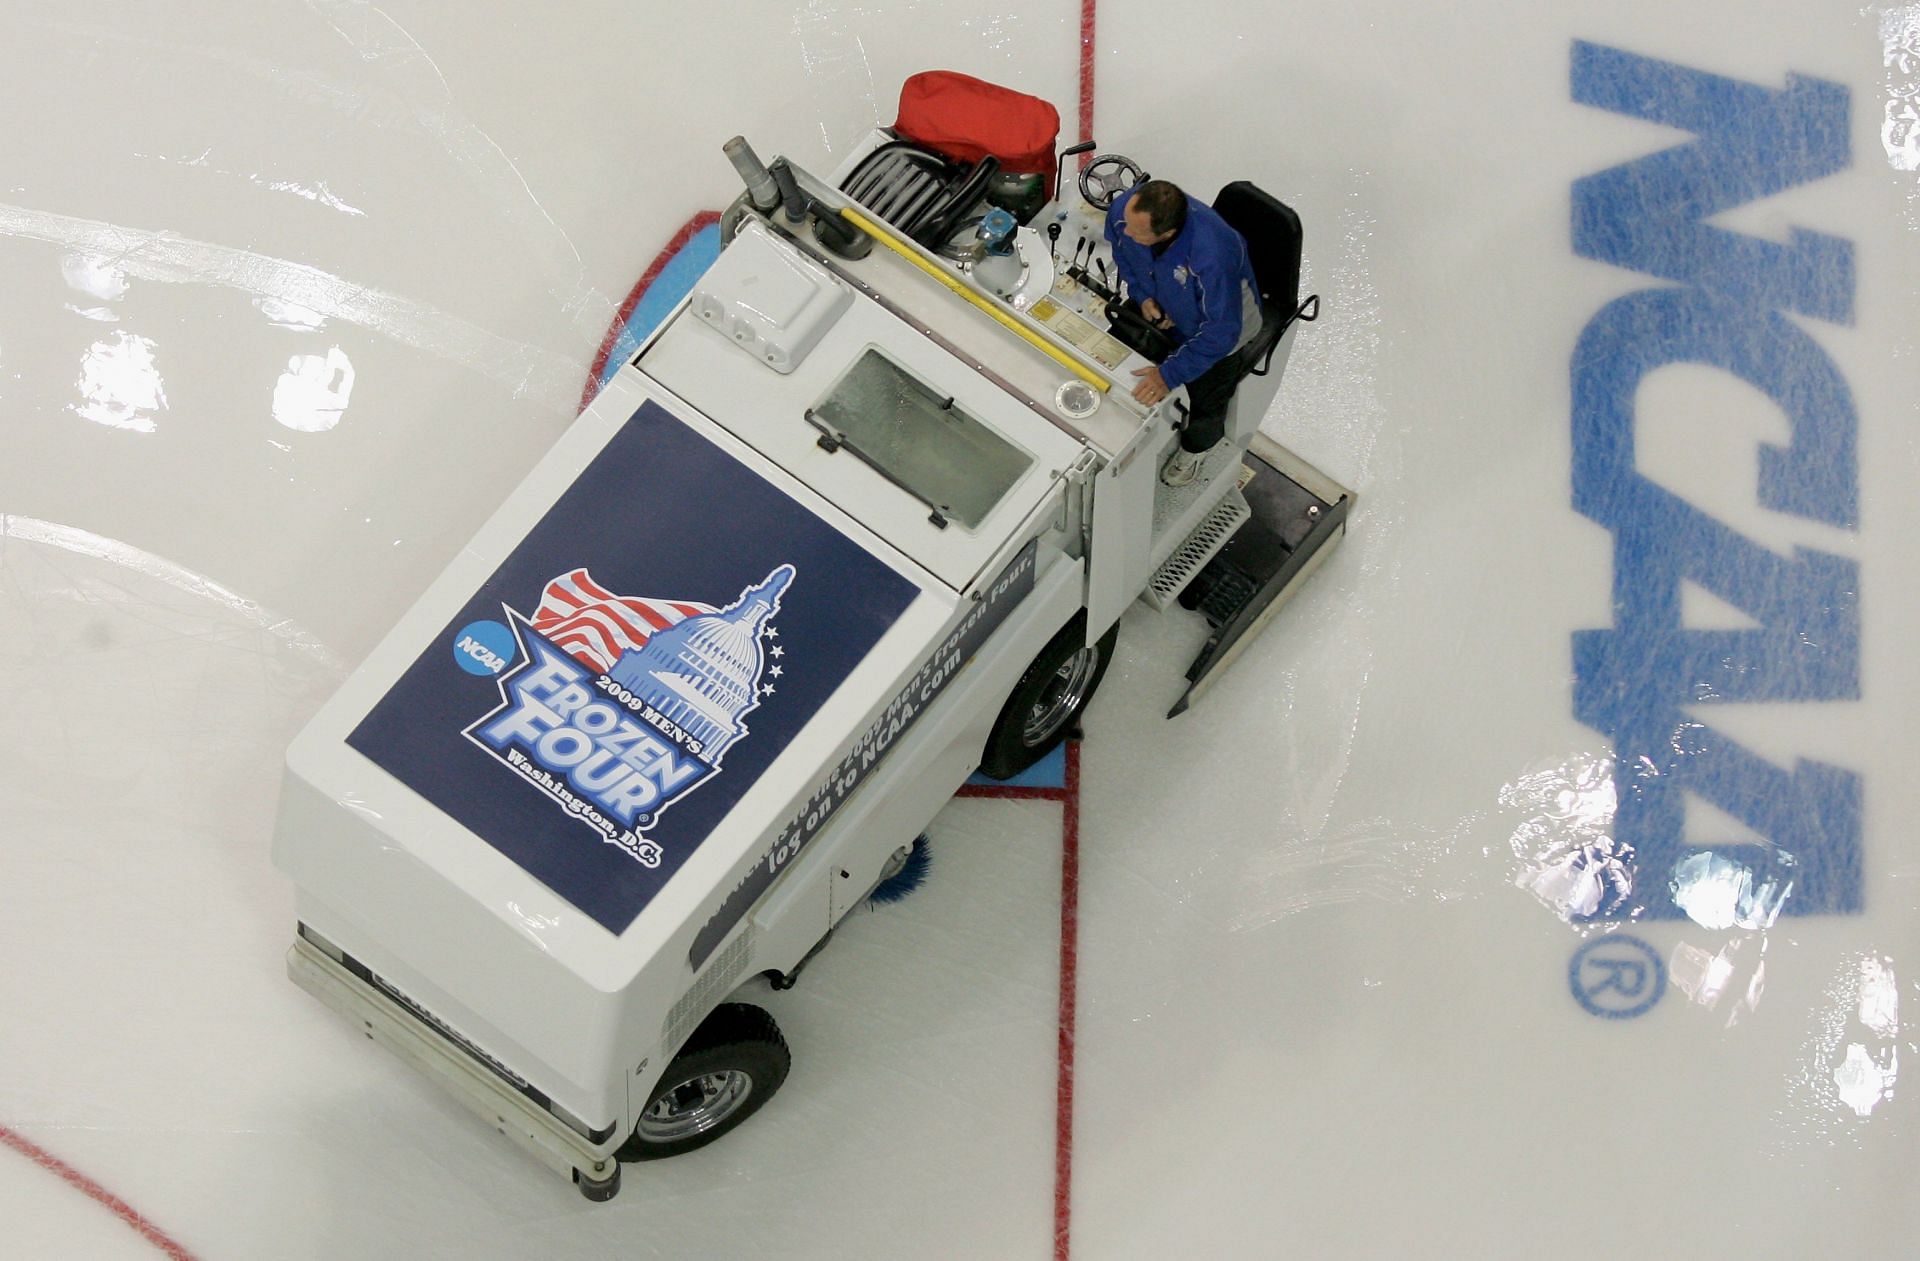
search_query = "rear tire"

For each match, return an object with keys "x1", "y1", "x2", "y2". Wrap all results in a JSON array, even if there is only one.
[
  {"x1": 978, "y1": 614, "x2": 1116, "y2": 780},
  {"x1": 619, "y1": 1004, "x2": 790, "y2": 1161}
]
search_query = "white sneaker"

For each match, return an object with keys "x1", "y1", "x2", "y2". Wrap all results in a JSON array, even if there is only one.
[{"x1": 1161, "y1": 446, "x2": 1204, "y2": 487}]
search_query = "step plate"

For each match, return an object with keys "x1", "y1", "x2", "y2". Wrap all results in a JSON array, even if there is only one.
[{"x1": 1143, "y1": 484, "x2": 1252, "y2": 610}]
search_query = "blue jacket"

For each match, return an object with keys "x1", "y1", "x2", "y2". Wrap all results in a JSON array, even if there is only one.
[{"x1": 1104, "y1": 190, "x2": 1260, "y2": 390}]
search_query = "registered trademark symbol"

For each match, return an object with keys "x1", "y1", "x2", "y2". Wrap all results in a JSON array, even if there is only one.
[{"x1": 1569, "y1": 933, "x2": 1666, "y2": 1019}]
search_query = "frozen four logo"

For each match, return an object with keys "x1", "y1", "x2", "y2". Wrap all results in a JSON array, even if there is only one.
[{"x1": 463, "y1": 564, "x2": 796, "y2": 867}]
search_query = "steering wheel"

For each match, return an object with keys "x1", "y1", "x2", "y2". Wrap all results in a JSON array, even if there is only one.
[{"x1": 1078, "y1": 154, "x2": 1146, "y2": 209}]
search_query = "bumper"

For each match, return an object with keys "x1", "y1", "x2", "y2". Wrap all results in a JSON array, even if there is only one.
[{"x1": 287, "y1": 932, "x2": 623, "y2": 1193}]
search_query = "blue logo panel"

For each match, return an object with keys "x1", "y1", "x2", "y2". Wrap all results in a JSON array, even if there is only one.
[{"x1": 349, "y1": 401, "x2": 920, "y2": 935}]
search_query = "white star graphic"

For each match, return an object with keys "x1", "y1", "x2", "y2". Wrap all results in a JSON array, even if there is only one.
[
  {"x1": 759, "y1": 683, "x2": 776, "y2": 697},
  {"x1": 769, "y1": 665, "x2": 784, "y2": 678},
  {"x1": 765, "y1": 626, "x2": 779, "y2": 639},
  {"x1": 770, "y1": 645, "x2": 784, "y2": 658}
]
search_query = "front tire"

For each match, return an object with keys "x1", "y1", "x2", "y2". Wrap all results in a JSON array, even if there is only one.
[
  {"x1": 978, "y1": 614, "x2": 1117, "y2": 780},
  {"x1": 619, "y1": 1004, "x2": 790, "y2": 1161}
]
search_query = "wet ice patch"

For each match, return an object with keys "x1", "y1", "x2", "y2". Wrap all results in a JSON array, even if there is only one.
[
  {"x1": 70, "y1": 330, "x2": 167, "y2": 432},
  {"x1": 265, "y1": 178, "x2": 365, "y2": 215},
  {"x1": 1882, "y1": 4, "x2": 1920, "y2": 228},
  {"x1": 1834, "y1": 1043, "x2": 1897, "y2": 1117},
  {"x1": 1668, "y1": 850, "x2": 1792, "y2": 931},
  {"x1": 1669, "y1": 940, "x2": 1739, "y2": 1009},
  {"x1": 1856, "y1": 953, "x2": 1899, "y2": 1039},
  {"x1": 1882, "y1": 4, "x2": 1920, "y2": 171},
  {"x1": 273, "y1": 345, "x2": 355, "y2": 432},
  {"x1": 256, "y1": 296, "x2": 328, "y2": 330},
  {"x1": 60, "y1": 251, "x2": 129, "y2": 300},
  {"x1": 1777, "y1": 954, "x2": 1902, "y2": 1142},
  {"x1": 1503, "y1": 753, "x2": 1630, "y2": 920}
]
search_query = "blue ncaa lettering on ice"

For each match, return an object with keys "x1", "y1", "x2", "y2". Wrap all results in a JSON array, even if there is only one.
[
  {"x1": 346, "y1": 401, "x2": 919, "y2": 935},
  {"x1": 453, "y1": 620, "x2": 518, "y2": 676},
  {"x1": 1568, "y1": 41, "x2": 1861, "y2": 922}
]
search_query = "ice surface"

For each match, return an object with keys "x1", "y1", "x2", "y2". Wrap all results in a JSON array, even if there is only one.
[{"x1": 1, "y1": 2, "x2": 1916, "y2": 1258}]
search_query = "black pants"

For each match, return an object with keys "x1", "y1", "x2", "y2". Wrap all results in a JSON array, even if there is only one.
[{"x1": 1179, "y1": 354, "x2": 1241, "y2": 453}]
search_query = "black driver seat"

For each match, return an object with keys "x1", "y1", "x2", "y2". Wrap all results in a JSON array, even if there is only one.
[{"x1": 1212, "y1": 181, "x2": 1311, "y2": 379}]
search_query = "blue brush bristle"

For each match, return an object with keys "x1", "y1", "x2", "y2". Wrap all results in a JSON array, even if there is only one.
[{"x1": 868, "y1": 835, "x2": 931, "y2": 905}]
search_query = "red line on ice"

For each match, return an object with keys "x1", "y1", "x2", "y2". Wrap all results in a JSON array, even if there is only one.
[
  {"x1": 580, "y1": 210, "x2": 722, "y2": 413},
  {"x1": 956, "y1": 744, "x2": 1082, "y2": 1260},
  {"x1": 954, "y1": 781, "x2": 1072, "y2": 801},
  {"x1": 1079, "y1": 0, "x2": 1098, "y2": 150},
  {"x1": 0, "y1": 1124, "x2": 200, "y2": 1260},
  {"x1": 1059, "y1": 15, "x2": 1096, "y2": 1252},
  {"x1": 1052, "y1": 738, "x2": 1083, "y2": 1261}
]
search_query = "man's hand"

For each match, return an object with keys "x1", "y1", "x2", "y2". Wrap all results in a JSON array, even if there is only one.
[
  {"x1": 1141, "y1": 298, "x2": 1173, "y2": 329},
  {"x1": 1131, "y1": 365, "x2": 1170, "y2": 406}
]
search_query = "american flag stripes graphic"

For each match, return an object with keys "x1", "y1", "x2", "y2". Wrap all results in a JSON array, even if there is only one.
[{"x1": 530, "y1": 568, "x2": 713, "y2": 674}]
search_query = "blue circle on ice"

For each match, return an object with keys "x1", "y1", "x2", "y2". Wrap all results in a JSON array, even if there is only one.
[{"x1": 453, "y1": 620, "x2": 517, "y2": 676}]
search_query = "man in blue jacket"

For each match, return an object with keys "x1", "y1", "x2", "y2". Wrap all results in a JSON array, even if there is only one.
[{"x1": 1104, "y1": 180, "x2": 1263, "y2": 486}]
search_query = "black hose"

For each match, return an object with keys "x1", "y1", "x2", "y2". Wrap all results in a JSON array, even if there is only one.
[
  {"x1": 915, "y1": 155, "x2": 1000, "y2": 247},
  {"x1": 768, "y1": 159, "x2": 807, "y2": 225}
]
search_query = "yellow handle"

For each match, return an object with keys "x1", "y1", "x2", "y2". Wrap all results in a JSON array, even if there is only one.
[{"x1": 838, "y1": 206, "x2": 1110, "y2": 393}]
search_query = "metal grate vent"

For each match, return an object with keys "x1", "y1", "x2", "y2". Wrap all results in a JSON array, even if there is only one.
[
  {"x1": 369, "y1": 972, "x2": 531, "y2": 1090},
  {"x1": 1144, "y1": 488, "x2": 1251, "y2": 610},
  {"x1": 665, "y1": 926, "x2": 755, "y2": 1054}
]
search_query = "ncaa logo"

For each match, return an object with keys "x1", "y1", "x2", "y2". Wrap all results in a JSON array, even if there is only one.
[{"x1": 453, "y1": 620, "x2": 517, "y2": 676}]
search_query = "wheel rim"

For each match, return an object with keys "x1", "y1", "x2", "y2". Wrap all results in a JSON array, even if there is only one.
[
  {"x1": 1023, "y1": 644, "x2": 1099, "y2": 746},
  {"x1": 636, "y1": 1069, "x2": 754, "y2": 1143}
]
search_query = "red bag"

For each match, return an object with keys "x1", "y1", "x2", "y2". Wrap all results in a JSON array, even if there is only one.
[{"x1": 893, "y1": 71, "x2": 1061, "y2": 184}]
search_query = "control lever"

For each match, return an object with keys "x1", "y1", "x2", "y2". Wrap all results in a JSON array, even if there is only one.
[
  {"x1": 1054, "y1": 140, "x2": 1097, "y2": 205},
  {"x1": 1046, "y1": 221, "x2": 1062, "y2": 260}
]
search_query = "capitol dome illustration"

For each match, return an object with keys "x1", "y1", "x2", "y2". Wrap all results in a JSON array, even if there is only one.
[{"x1": 607, "y1": 564, "x2": 794, "y2": 762}]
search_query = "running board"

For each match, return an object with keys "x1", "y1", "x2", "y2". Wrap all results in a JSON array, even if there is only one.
[{"x1": 1166, "y1": 433, "x2": 1353, "y2": 718}]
